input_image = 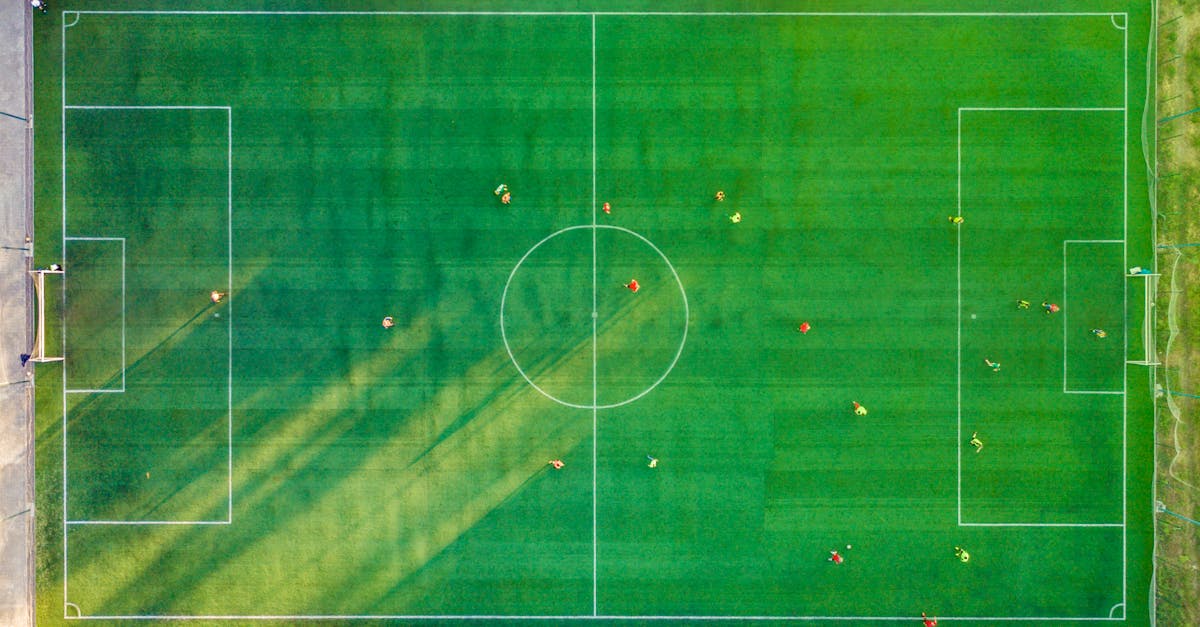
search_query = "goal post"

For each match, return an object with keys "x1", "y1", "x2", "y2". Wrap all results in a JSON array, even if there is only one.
[
  {"x1": 27, "y1": 268, "x2": 64, "y2": 363},
  {"x1": 1126, "y1": 267, "x2": 1159, "y2": 367}
]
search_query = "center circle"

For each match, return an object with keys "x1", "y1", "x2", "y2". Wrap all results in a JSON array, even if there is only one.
[{"x1": 500, "y1": 225, "x2": 689, "y2": 409}]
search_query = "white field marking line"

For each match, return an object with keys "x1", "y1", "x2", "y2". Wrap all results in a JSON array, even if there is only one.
[
  {"x1": 63, "y1": 237, "x2": 126, "y2": 394},
  {"x1": 65, "y1": 12, "x2": 1129, "y2": 622},
  {"x1": 65, "y1": 105, "x2": 228, "y2": 110},
  {"x1": 60, "y1": 14, "x2": 68, "y2": 613},
  {"x1": 955, "y1": 108, "x2": 1128, "y2": 525},
  {"x1": 67, "y1": 520, "x2": 230, "y2": 526},
  {"x1": 64, "y1": 386, "x2": 129, "y2": 393},
  {"x1": 960, "y1": 522, "x2": 1123, "y2": 528},
  {"x1": 63, "y1": 612, "x2": 1132, "y2": 614},
  {"x1": 1108, "y1": 603, "x2": 1124, "y2": 619},
  {"x1": 66, "y1": 10, "x2": 1127, "y2": 16},
  {"x1": 956, "y1": 108, "x2": 962, "y2": 528},
  {"x1": 958, "y1": 107, "x2": 1124, "y2": 111},
  {"x1": 1121, "y1": 21, "x2": 1129, "y2": 609},
  {"x1": 1064, "y1": 391, "x2": 1125, "y2": 395},
  {"x1": 957, "y1": 109, "x2": 1127, "y2": 531},
  {"x1": 590, "y1": 14, "x2": 598, "y2": 617},
  {"x1": 1062, "y1": 240, "x2": 1124, "y2": 395},
  {"x1": 227, "y1": 106, "x2": 233, "y2": 524},
  {"x1": 61, "y1": 109, "x2": 234, "y2": 545},
  {"x1": 499, "y1": 225, "x2": 689, "y2": 411},
  {"x1": 1110, "y1": 15, "x2": 1127, "y2": 30}
]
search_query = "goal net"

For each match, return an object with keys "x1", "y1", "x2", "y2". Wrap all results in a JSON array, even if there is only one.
[
  {"x1": 27, "y1": 268, "x2": 64, "y2": 363},
  {"x1": 1127, "y1": 267, "x2": 1159, "y2": 366}
]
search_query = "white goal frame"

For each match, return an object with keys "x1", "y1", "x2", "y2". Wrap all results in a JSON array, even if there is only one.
[
  {"x1": 28, "y1": 268, "x2": 65, "y2": 363},
  {"x1": 1126, "y1": 270, "x2": 1160, "y2": 366}
]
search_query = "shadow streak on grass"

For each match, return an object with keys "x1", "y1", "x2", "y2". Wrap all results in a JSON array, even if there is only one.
[
  {"x1": 351, "y1": 285, "x2": 681, "y2": 613},
  {"x1": 207, "y1": 300, "x2": 629, "y2": 612},
  {"x1": 52, "y1": 303, "x2": 228, "y2": 521},
  {"x1": 35, "y1": 256, "x2": 266, "y2": 451},
  {"x1": 68, "y1": 273, "x2": 672, "y2": 616},
  {"x1": 50, "y1": 263, "x2": 269, "y2": 524},
  {"x1": 105, "y1": 349, "x2": 559, "y2": 614},
  {"x1": 65, "y1": 306, "x2": 444, "y2": 613},
  {"x1": 38, "y1": 303, "x2": 215, "y2": 450}
]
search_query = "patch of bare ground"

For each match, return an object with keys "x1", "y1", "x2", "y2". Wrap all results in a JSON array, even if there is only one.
[{"x1": 1156, "y1": 3, "x2": 1200, "y2": 626}]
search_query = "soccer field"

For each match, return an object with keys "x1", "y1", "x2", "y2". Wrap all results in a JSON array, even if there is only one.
[{"x1": 34, "y1": 2, "x2": 1156, "y2": 624}]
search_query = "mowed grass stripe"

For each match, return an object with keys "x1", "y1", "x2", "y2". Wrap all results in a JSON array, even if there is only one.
[
  {"x1": 61, "y1": 11, "x2": 598, "y2": 617},
  {"x1": 595, "y1": 13, "x2": 1128, "y2": 617},
  {"x1": 33, "y1": 6, "x2": 1153, "y2": 622}
]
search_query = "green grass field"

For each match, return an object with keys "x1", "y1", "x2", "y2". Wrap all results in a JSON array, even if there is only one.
[{"x1": 34, "y1": 2, "x2": 1156, "y2": 624}]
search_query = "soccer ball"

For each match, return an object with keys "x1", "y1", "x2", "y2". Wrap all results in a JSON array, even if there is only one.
[{"x1": 846, "y1": 545, "x2": 852, "y2": 549}]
